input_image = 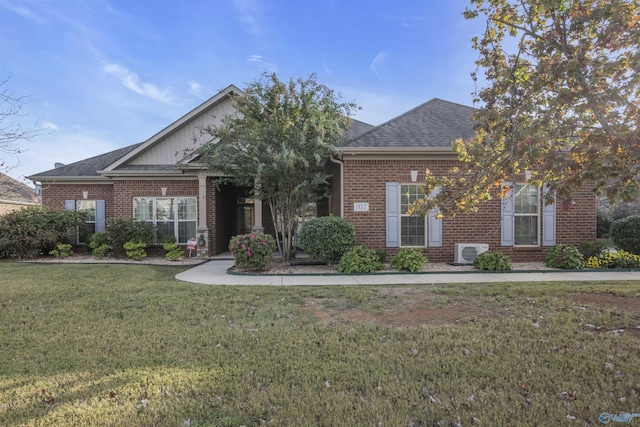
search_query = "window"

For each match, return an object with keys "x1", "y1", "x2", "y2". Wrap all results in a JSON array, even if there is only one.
[
  {"x1": 513, "y1": 183, "x2": 539, "y2": 246},
  {"x1": 133, "y1": 197, "x2": 197, "y2": 244},
  {"x1": 400, "y1": 184, "x2": 426, "y2": 247},
  {"x1": 65, "y1": 199, "x2": 105, "y2": 244},
  {"x1": 76, "y1": 200, "x2": 96, "y2": 243}
]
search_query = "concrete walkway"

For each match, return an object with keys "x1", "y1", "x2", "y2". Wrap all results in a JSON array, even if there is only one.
[{"x1": 175, "y1": 260, "x2": 640, "y2": 286}]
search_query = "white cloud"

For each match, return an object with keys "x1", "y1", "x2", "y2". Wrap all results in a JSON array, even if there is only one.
[
  {"x1": 103, "y1": 63, "x2": 172, "y2": 103},
  {"x1": 187, "y1": 80, "x2": 211, "y2": 99},
  {"x1": 233, "y1": 0, "x2": 261, "y2": 35},
  {"x1": 247, "y1": 55, "x2": 277, "y2": 73},
  {"x1": 370, "y1": 51, "x2": 390, "y2": 82},
  {"x1": 41, "y1": 121, "x2": 58, "y2": 131},
  {"x1": 0, "y1": 0, "x2": 42, "y2": 21}
]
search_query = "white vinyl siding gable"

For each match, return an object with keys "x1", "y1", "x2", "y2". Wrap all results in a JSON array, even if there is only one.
[{"x1": 129, "y1": 100, "x2": 235, "y2": 166}]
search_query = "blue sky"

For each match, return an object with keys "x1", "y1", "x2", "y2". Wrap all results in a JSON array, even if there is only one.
[{"x1": 1, "y1": 0, "x2": 484, "y2": 183}]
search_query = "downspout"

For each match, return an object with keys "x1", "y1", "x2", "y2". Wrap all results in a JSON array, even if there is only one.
[{"x1": 329, "y1": 154, "x2": 344, "y2": 218}]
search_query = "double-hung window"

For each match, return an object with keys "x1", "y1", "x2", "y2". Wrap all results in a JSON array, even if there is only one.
[
  {"x1": 133, "y1": 197, "x2": 197, "y2": 244},
  {"x1": 502, "y1": 182, "x2": 554, "y2": 247},
  {"x1": 386, "y1": 182, "x2": 442, "y2": 248},
  {"x1": 513, "y1": 184, "x2": 539, "y2": 246},
  {"x1": 400, "y1": 184, "x2": 426, "y2": 247}
]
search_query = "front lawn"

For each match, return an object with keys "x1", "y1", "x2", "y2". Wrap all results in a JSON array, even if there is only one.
[{"x1": 1, "y1": 263, "x2": 639, "y2": 426}]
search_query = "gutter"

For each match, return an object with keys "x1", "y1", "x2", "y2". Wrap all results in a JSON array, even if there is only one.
[{"x1": 329, "y1": 154, "x2": 344, "y2": 218}]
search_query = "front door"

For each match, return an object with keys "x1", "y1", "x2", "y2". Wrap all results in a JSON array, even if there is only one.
[{"x1": 236, "y1": 198, "x2": 255, "y2": 235}]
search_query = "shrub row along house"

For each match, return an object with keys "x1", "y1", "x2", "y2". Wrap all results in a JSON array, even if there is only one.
[{"x1": 28, "y1": 85, "x2": 595, "y2": 262}]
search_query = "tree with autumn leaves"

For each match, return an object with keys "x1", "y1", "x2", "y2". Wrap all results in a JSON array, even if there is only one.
[{"x1": 416, "y1": 0, "x2": 639, "y2": 216}]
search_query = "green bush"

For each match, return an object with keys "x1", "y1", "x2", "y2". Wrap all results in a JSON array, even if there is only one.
[
  {"x1": 578, "y1": 240, "x2": 608, "y2": 259},
  {"x1": 163, "y1": 239, "x2": 184, "y2": 261},
  {"x1": 0, "y1": 207, "x2": 81, "y2": 259},
  {"x1": 106, "y1": 219, "x2": 155, "y2": 256},
  {"x1": 230, "y1": 232, "x2": 277, "y2": 271},
  {"x1": 544, "y1": 244, "x2": 585, "y2": 269},
  {"x1": 473, "y1": 251, "x2": 513, "y2": 271},
  {"x1": 374, "y1": 249, "x2": 387, "y2": 264},
  {"x1": 89, "y1": 231, "x2": 109, "y2": 248},
  {"x1": 92, "y1": 244, "x2": 110, "y2": 259},
  {"x1": 586, "y1": 250, "x2": 640, "y2": 269},
  {"x1": 297, "y1": 216, "x2": 356, "y2": 264},
  {"x1": 610, "y1": 215, "x2": 640, "y2": 255},
  {"x1": 390, "y1": 248, "x2": 427, "y2": 272},
  {"x1": 338, "y1": 245, "x2": 383, "y2": 274},
  {"x1": 89, "y1": 232, "x2": 110, "y2": 258},
  {"x1": 123, "y1": 241, "x2": 147, "y2": 261},
  {"x1": 49, "y1": 243, "x2": 73, "y2": 259}
]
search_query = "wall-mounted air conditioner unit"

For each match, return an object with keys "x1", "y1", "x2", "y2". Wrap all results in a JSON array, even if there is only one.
[{"x1": 454, "y1": 243, "x2": 489, "y2": 264}]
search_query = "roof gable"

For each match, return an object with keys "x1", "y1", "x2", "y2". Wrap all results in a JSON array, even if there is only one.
[
  {"x1": 341, "y1": 98, "x2": 476, "y2": 150},
  {"x1": 103, "y1": 84, "x2": 242, "y2": 173}
]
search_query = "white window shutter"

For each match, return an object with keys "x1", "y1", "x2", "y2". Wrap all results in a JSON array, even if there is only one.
[
  {"x1": 386, "y1": 183, "x2": 400, "y2": 247},
  {"x1": 427, "y1": 187, "x2": 442, "y2": 247},
  {"x1": 501, "y1": 183, "x2": 514, "y2": 246},
  {"x1": 542, "y1": 184, "x2": 556, "y2": 246},
  {"x1": 64, "y1": 200, "x2": 76, "y2": 211}
]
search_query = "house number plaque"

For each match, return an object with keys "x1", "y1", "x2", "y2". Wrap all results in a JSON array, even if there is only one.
[{"x1": 354, "y1": 202, "x2": 369, "y2": 212}]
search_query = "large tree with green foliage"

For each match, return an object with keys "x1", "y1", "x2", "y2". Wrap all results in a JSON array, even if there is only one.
[
  {"x1": 193, "y1": 73, "x2": 357, "y2": 260},
  {"x1": 417, "y1": 0, "x2": 639, "y2": 216}
]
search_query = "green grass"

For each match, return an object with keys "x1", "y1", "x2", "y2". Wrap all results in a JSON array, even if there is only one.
[{"x1": 1, "y1": 263, "x2": 640, "y2": 426}]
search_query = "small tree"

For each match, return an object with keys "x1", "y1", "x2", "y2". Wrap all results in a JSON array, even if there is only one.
[{"x1": 192, "y1": 73, "x2": 358, "y2": 260}]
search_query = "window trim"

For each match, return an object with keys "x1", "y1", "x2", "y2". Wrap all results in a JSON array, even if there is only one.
[
  {"x1": 133, "y1": 196, "x2": 197, "y2": 244},
  {"x1": 513, "y1": 183, "x2": 541, "y2": 247},
  {"x1": 400, "y1": 183, "x2": 427, "y2": 248}
]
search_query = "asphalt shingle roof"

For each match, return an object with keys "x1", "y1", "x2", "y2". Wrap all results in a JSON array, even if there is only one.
[
  {"x1": 0, "y1": 173, "x2": 36, "y2": 202},
  {"x1": 341, "y1": 98, "x2": 476, "y2": 149},
  {"x1": 28, "y1": 143, "x2": 142, "y2": 179}
]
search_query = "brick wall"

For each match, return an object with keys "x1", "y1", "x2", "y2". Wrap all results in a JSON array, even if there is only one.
[
  {"x1": 342, "y1": 159, "x2": 596, "y2": 263},
  {"x1": 41, "y1": 183, "x2": 115, "y2": 216},
  {"x1": 112, "y1": 179, "x2": 198, "y2": 218}
]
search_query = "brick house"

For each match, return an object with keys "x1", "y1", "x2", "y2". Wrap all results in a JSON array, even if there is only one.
[{"x1": 28, "y1": 86, "x2": 595, "y2": 262}]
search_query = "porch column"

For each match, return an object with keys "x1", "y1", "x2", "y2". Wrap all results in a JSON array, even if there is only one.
[
  {"x1": 197, "y1": 172, "x2": 209, "y2": 257},
  {"x1": 252, "y1": 177, "x2": 264, "y2": 232}
]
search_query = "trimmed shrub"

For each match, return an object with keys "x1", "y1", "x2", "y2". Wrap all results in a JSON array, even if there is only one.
[
  {"x1": 473, "y1": 251, "x2": 513, "y2": 271},
  {"x1": 106, "y1": 219, "x2": 155, "y2": 256},
  {"x1": 92, "y1": 244, "x2": 110, "y2": 259},
  {"x1": 586, "y1": 250, "x2": 640, "y2": 269},
  {"x1": 610, "y1": 215, "x2": 640, "y2": 255},
  {"x1": 89, "y1": 232, "x2": 110, "y2": 258},
  {"x1": 297, "y1": 216, "x2": 356, "y2": 264},
  {"x1": 230, "y1": 232, "x2": 277, "y2": 271},
  {"x1": 49, "y1": 243, "x2": 73, "y2": 259},
  {"x1": 544, "y1": 244, "x2": 585, "y2": 269},
  {"x1": 0, "y1": 207, "x2": 81, "y2": 259},
  {"x1": 578, "y1": 240, "x2": 608, "y2": 259},
  {"x1": 123, "y1": 241, "x2": 147, "y2": 261},
  {"x1": 163, "y1": 238, "x2": 183, "y2": 261},
  {"x1": 338, "y1": 245, "x2": 383, "y2": 274},
  {"x1": 390, "y1": 248, "x2": 427, "y2": 272}
]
